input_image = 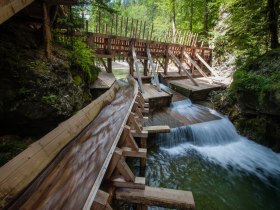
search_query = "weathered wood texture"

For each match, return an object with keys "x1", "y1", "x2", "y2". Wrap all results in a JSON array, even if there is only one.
[
  {"x1": 0, "y1": 0, "x2": 79, "y2": 24},
  {"x1": 0, "y1": 77, "x2": 139, "y2": 210},
  {"x1": 0, "y1": 82, "x2": 119, "y2": 209},
  {"x1": 143, "y1": 125, "x2": 171, "y2": 134},
  {"x1": 115, "y1": 186, "x2": 195, "y2": 210}
]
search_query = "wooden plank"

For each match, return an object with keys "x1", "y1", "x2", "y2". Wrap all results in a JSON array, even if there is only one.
[
  {"x1": 131, "y1": 130, "x2": 148, "y2": 138},
  {"x1": 195, "y1": 52, "x2": 218, "y2": 77},
  {"x1": 0, "y1": 82, "x2": 120, "y2": 208},
  {"x1": 115, "y1": 186, "x2": 195, "y2": 210},
  {"x1": 112, "y1": 176, "x2": 145, "y2": 189},
  {"x1": 0, "y1": 0, "x2": 35, "y2": 24},
  {"x1": 143, "y1": 125, "x2": 170, "y2": 134},
  {"x1": 122, "y1": 147, "x2": 147, "y2": 158}
]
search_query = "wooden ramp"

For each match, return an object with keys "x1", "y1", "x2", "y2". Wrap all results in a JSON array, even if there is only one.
[
  {"x1": 115, "y1": 186, "x2": 195, "y2": 210},
  {"x1": 142, "y1": 84, "x2": 172, "y2": 111},
  {"x1": 168, "y1": 78, "x2": 221, "y2": 101}
]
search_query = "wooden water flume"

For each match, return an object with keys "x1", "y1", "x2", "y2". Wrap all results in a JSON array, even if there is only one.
[{"x1": 0, "y1": 77, "x2": 194, "y2": 210}]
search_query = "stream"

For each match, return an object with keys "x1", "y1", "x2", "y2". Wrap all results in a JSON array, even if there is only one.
[{"x1": 145, "y1": 99, "x2": 280, "y2": 210}]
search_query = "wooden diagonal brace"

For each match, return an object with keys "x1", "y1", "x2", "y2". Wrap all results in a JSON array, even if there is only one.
[{"x1": 128, "y1": 112, "x2": 142, "y2": 133}]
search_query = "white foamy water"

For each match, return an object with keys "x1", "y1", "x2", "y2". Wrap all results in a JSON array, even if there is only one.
[{"x1": 159, "y1": 104, "x2": 280, "y2": 182}]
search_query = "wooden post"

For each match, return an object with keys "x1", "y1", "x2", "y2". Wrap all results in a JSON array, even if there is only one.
[
  {"x1": 107, "y1": 38, "x2": 112, "y2": 73},
  {"x1": 164, "y1": 45, "x2": 169, "y2": 74},
  {"x1": 42, "y1": 1, "x2": 52, "y2": 59},
  {"x1": 140, "y1": 137, "x2": 147, "y2": 176},
  {"x1": 144, "y1": 44, "x2": 148, "y2": 76}
]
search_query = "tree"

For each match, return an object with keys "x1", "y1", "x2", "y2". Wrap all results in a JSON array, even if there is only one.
[{"x1": 267, "y1": 0, "x2": 279, "y2": 49}]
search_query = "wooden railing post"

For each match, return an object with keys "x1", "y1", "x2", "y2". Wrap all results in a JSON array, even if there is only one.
[
  {"x1": 107, "y1": 38, "x2": 112, "y2": 73},
  {"x1": 42, "y1": 1, "x2": 52, "y2": 59},
  {"x1": 164, "y1": 45, "x2": 169, "y2": 75}
]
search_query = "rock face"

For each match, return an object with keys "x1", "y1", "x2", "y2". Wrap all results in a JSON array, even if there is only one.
[
  {"x1": 211, "y1": 49, "x2": 280, "y2": 151},
  {"x1": 0, "y1": 22, "x2": 92, "y2": 136}
]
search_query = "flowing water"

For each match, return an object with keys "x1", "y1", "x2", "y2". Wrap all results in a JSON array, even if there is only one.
[{"x1": 146, "y1": 99, "x2": 280, "y2": 210}]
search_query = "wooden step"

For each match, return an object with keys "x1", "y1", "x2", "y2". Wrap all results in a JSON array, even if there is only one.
[
  {"x1": 143, "y1": 125, "x2": 171, "y2": 134},
  {"x1": 115, "y1": 186, "x2": 195, "y2": 210}
]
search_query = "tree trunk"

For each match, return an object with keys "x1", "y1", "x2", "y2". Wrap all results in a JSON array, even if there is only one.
[
  {"x1": 190, "y1": 0, "x2": 194, "y2": 31},
  {"x1": 42, "y1": 2, "x2": 52, "y2": 59},
  {"x1": 267, "y1": 0, "x2": 279, "y2": 49},
  {"x1": 204, "y1": 0, "x2": 209, "y2": 35},
  {"x1": 171, "y1": 0, "x2": 176, "y2": 42}
]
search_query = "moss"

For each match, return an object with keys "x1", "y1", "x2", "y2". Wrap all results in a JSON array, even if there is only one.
[
  {"x1": 73, "y1": 75, "x2": 82, "y2": 86},
  {"x1": 212, "y1": 48, "x2": 280, "y2": 151}
]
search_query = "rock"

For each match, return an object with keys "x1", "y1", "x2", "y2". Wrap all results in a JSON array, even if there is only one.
[
  {"x1": 0, "y1": 21, "x2": 92, "y2": 137},
  {"x1": 211, "y1": 49, "x2": 280, "y2": 152}
]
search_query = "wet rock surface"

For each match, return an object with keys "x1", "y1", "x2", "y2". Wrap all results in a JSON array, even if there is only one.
[{"x1": 0, "y1": 22, "x2": 91, "y2": 137}]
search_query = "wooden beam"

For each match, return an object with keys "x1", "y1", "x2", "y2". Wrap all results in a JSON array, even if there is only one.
[
  {"x1": 42, "y1": 2, "x2": 52, "y2": 59},
  {"x1": 112, "y1": 176, "x2": 145, "y2": 189},
  {"x1": 0, "y1": 0, "x2": 35, "y2": 24},
  {"x1": 121, "y1": 147, "x2": 147, "y2": 158},
  {"x1": 195, "y1": 53, "x2": 218, "y2": 77},
  {"x1": 143, "y1": 126, "x2": 170, "y2": 134},
  {"x1": 168, "y1": 50, "x2": 198, "y2": 86},
  {"x1": 183, "y1": 51, "x2": 211, "y2": 82},
  {"x1": 116, "y1": 157, "x2": 135, "y2": 182},
  {"x1": 147, "y1": 47, "x2": 161, "y2": 91},
  {"x1": 115, "y1": 186, "x2": 195, "y2": 210},
  {"x1": 105, "y1": 148, "x2": 123, "y2": 180},
  {"x1": 132, "y1": 45, "x2": 144, "y2": 93}
]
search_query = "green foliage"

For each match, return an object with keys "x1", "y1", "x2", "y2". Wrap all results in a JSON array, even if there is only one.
[
  {"x1": 41, "y1": 94, "x2": 58, "y2": 105},
  {"x1": 230, "y1": 49, "x2": 280, "y2": 105},
  {"x1": 70, "y1": 37, "x2": 99, "y2": 84}
]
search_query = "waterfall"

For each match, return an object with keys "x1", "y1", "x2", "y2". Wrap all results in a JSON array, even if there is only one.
[{"x1": 151, "y1": 99, "x2": 280, "y2": 182}]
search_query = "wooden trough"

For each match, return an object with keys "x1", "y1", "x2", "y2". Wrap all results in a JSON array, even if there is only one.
[{"x1": 0, "y1": 77, "x2": 194, "y2": 210}]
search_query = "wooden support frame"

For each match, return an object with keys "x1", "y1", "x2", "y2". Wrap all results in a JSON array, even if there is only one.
[
  {"x1": 183, "y1": 51, "x2": 213, "y2": 84},
  {"x1": 168, "y1": 50, "x2": 198, "y2": 86},
  {"x1": 195, "y1": 53, "x2": 218, "y2": 77},
  {"x1": 147, "y1": 47, "x2": 161, "y2": 92},
  {"x1": 131, "y1": 44, "x2": 144, "y2": 93}
]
